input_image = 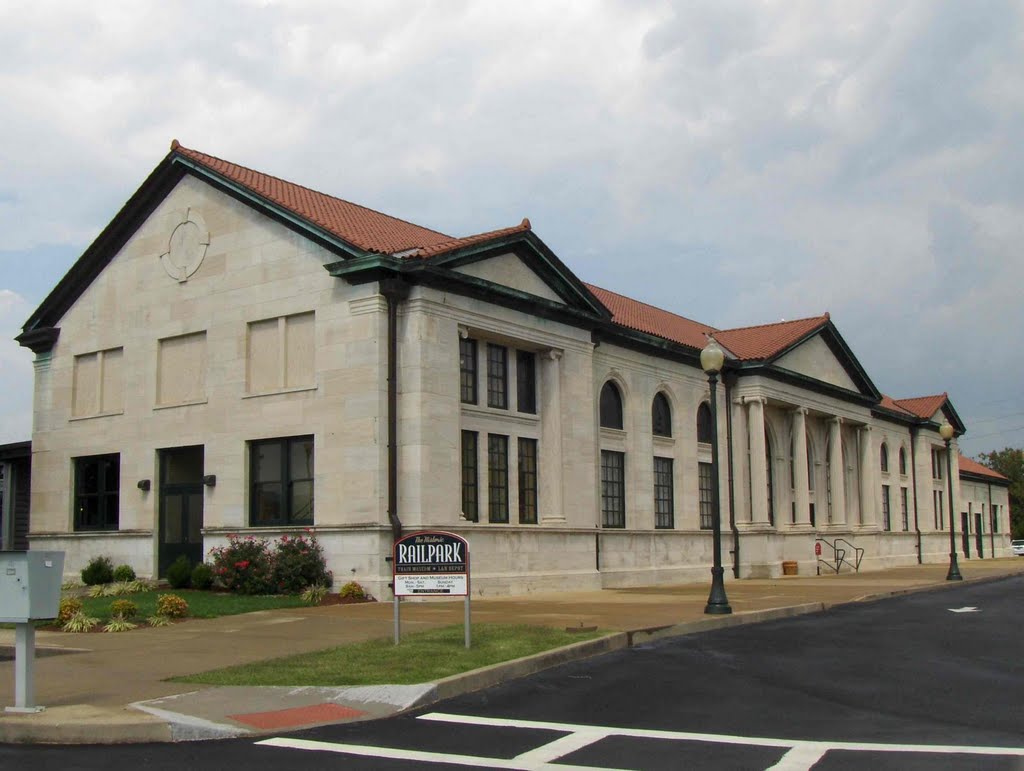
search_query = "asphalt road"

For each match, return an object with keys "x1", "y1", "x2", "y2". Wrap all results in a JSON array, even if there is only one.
[{"x1": 3, "y1": 576, "x2": 1023, "y2": 770}]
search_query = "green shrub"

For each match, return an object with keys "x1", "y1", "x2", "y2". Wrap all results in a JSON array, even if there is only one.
[
  {"x1": 147, "y1": 615, "x2": 173, "y2": 627},
  {"x1": 128, "y1": 579, "x2": 154, "y2": 593},
  {"x1": 166, "y1": 555, "x2": 192, "y2": 589},
  {"x1": 109, "y1": 599, "x2": 138, "y2": 619},
  {"x1": 209, "y1": 535, "x2": 275, "y2": 594},
  {"x1": 338, "y1": 581, "x2": 367, "y2": 601},
  {"x1": 190, "y1": 562, "x2": 215, "y2": 590},
  {"x1": 58, "y1": 597, "x2": 83, "y2": 624},
  {"x1": 156, "y1": 594, "x2": 189, "y2": 618},
  {"x1": 300, "y1": 583, "x2": 329, "y2": 605},
  {"x1": 272, "y1": 532, "x2": 332, "y2": 594},
  {"x1": 112, "y1": 564, "x2": 136, "y2": 583},
  {"x1": 103, "y1": 617, "x2": 137, "y2": 633},
  {"x1": 81, "y1": 556, "x2": 114, "y2": 586}
]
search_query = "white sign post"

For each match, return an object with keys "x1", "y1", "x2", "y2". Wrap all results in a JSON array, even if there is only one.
[{"x1": 393, "y1": 531, "x2": 470, "y2": 648}]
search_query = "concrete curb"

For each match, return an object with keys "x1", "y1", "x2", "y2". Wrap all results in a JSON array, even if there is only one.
[
  {"x1": 840, "y1": 569, "x2": 1024, "y2": 606},
  {"x1": 0, "y1": 704, "x2": 171, "y2": 745}
]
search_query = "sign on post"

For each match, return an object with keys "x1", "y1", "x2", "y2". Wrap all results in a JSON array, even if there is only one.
[{"x1": 392, "y1": 531, "x2": 471, "y2": 647}]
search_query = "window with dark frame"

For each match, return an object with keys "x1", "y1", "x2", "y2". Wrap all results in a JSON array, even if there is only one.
[
  {"x1": 765, "y1": 431, "x2": 775, "y2": 526},
  {"x1": 992, "y1": 504, "x2": 999, "y2": 533},
  {"x1": 601, "y1": 450, "x2": 625, "y2": 527},
  {"x1": 901, "y1": 486, "x2": 909, "y2": 531},
  {"x1": 697, "y1": 403, "x2": 713, "y2": 443},
  {"x1": 488, "y1": 434, "x2": 509, "y2": 523},
  {"x1": 250, "y1": 436, "x2": 314, "y2": 526},
  {"x1": 698, "y1": 461, "x2": 714, "y2": 530},
  {"x1": 599, "y1": 382, "x2": 623, "y2": 429},
  {"x1": 461, "y1": 430, "x2": 478, "y2": 522},
  {"x1": 882, "y1": 484, "x2": 891, "y2": 531},
  {"x1": 486, "y1": 344, "x2": 508, "y2": 409},
  {"x1": 652, "y1": 393, "x2": 672, "y2": 437},
  {"x1": 459, "y1": 338, "x2": 477, "y2": 404},
  {"x1": 74, "y1": 454, "x2": 120, "y2": 531},
  {"x1": 932, "y1": 448, "x2": 944, "y2": 480},
  {"x1": 653, "y1": 456, "x2": 674, "y2": 528},
  {"x1": 934, "y1": 489, "x2": 944, "y2": 529},
  {"x1": 899, "y1": 447, "x2": 907, "y2": 475},
  {"x1": 880, "y1": 443, "x2": 889, "y2": 473},
  {"x1": 518, "y1": 438, "x2": 538, "y2": 524},
  {"x1": 516, "y1": 351, "x2": 536, "y2": 414}
]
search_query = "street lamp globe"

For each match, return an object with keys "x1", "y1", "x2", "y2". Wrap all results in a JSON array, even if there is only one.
[
  {"x1": 700, "y1": 337, "x2": 725, "y2": 374},
  {"x1": 939, "y1": 420, "x2": 954, "y2": 442}
]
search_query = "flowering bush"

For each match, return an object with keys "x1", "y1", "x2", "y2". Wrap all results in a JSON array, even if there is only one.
[
  {"x1": 208, "y1": 535, "x2": 275, "y2": 594},
  {"x1": 272, "y1": 532, "x2": 332, "y2": 594},
  {"x1": 109, "y1": 599, "x2": 138, "y2": 619},
  {"x1": 156, "y1": 594, "x2": 189, "y2": 618},
  {"x1": 58, "y1": 597, "x2": 83, "y2": 624}
]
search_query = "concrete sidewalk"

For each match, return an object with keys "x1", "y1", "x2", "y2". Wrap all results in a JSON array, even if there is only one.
[{"x1": 0, "y1": 559, "x2": 1021, "y2": 744}]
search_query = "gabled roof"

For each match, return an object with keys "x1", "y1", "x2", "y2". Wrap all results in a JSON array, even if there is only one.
[
  {"x1": 958, "y1": 454, "x2": 1009, "y2": 482},
  {"x1": 714, "y1": 315, "x2": 830, "y2": 361},
  {"x1": 891, "y1": 393, "x2": 949, "y2": 420},
  {"x1": 878, "y1": 395, "x2": 918, "y2": 418},
  {"x1": 585, "y1": 284, "x2": 716, "y2": 350}
]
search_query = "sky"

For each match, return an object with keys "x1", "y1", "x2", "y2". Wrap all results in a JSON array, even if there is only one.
[{"x1": 1, "y1": 0, "x2": 1022, "y2": 457}]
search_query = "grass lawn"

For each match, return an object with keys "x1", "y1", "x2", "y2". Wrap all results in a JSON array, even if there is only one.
[
  {"x1": 173, "y1": 623, "x2": 604, "y2": 687},
  {"x1": 76, "y1": 590, "x2": 310, "y2": 622}
]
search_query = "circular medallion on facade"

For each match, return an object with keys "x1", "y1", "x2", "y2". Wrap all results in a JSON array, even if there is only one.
[{"x1": 160, "y1": 208, "x2": 210, "y2": 282}]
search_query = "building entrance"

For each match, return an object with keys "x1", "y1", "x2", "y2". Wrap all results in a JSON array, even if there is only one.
[{"x1": 158, "y1": 446, "x2": 204, "y2": 576}]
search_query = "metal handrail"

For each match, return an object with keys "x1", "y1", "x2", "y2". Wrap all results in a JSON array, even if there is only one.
[{"x1": 815, "y1": 537, "x2": 863, "y2": 574}]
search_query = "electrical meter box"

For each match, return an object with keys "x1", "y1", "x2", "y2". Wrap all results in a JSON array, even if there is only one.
[{"x1": 0, "y1": 551, "x2": 65, "y2": 623}]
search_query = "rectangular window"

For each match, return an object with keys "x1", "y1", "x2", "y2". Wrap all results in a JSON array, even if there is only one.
[
  {"x1": 250, "y1": 436, "x2": 314, "y2": 526},
  {"x1": 518, "y1": 438, "x2": 538, "y2": 524},
  {"x1": 461, "y1": 430, "x2": 478, "y2": 522},
  {"x1": 72, "y1": 347, "x2": 124, "y2": 417},
  {"x1": 486, "y1": 344, "x2": 508, "y2": 409},
  {"x1": 934, "y1": 489, "x2": 944, "y2": 530},
  {"x1": 901, "y1": 487, "x2": 909, "y2": 531},
  {"x1": 991, "y1": 504, "x2": 999, "y2": 533},
  {"x1": 882, "y1": 485, "x2": 891, "y2": 531},
  {"x1": 932, "y1": 448, "x2": 944, "y2": 480},
  {"x1": 653, "y1": 457, "x2": 674, "y2": 529},
  {"x1": 246, "y1": 312, "x2": 315, "y2": 394},
  {"x1": 516, "y1": 351, "x2": 536, "y2": 414},
  {"x1": 158, "y1": 331, "x2": 207, "y2": 405},
  {"x1": 74, "y1": 454, "x2": 120, "y2": 531},
  {"x1": 488, "y1": 434, "x2": 509, "y2": 523},
  {"x1": 699, "y1": 462, "x2": 714, "y2": 530},
  {"x1": 601, "y1": 450, "x2": 625, "y2": 528},
  {"x1": 459, "y1": 338, "x2": 478, "y2": 404}
]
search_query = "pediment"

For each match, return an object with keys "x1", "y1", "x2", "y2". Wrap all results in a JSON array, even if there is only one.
[
  {"x1": 773, "y1": 334, "x2": 860, "y2": 392},
  {"x1": 452, "y1": 252, "x2": 565, "y2": 304}
]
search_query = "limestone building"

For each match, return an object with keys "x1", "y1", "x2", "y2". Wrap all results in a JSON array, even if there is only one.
[{"x1": 16, "y1": 142, "x2": 1014, "y2": 596}]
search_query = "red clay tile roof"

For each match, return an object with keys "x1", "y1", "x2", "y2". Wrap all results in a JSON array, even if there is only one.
[
  {"x1": 415, "y1": 219, "x2": 533, "y2": 258},
  {"x1": 174, "y1": 143, "x2": 460, "y2": 255},
  {"x1": 585, "y1": 284, "x2": 717, "y2": 350},
  {"x1": 892, "y1": 393, "x2": 948, "y2": 420},
  {"x1": 878, "y1": 395, "x2": 918, "y2": 417},
  {"x1": 713, "y1": 315, "x2": 830, "y2": 361},
  {"x1": 958, "y1": 454, "x2": 1009, "y2": 481}
]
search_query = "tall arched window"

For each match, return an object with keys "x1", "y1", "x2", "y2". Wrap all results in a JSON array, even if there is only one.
[
  {"x1": 899, "y1": 447, "x2": 907, "y2": 475},
  {"x1": 652, "y1": 393, "x2": 672, "y2": 437},
  {"x1": 599, "y1": 381, "x2": 623, "y2": 430},
  {"x1": 696, "y1": 403, "x2": 713, "y2": 443},
  {"x1": 880, "y1": 443, "x2": 889, "y2": 473}
]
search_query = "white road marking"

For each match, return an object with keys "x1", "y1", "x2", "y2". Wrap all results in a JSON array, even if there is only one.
[
  {"x1": 256, "y1": 737, "x2": 629, "y2": 770},
  {"x1": 767, "y1": 743, "x2": 829, "y2": 770},
  {"x1": 512, "y1": 730, "x2": 608, "y2": 764},
  {"x1": 949, "y1": 606, "x2": 980, "y2": 613}
]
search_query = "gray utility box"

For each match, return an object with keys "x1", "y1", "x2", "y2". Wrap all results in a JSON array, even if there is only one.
[{"x1": 0, "y1": 551, "x2": 65, "y2": 623}]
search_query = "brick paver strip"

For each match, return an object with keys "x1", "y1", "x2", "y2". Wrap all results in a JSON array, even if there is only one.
[{"x1": 229, "y1": 703, "x2": 366, "y2": 730}]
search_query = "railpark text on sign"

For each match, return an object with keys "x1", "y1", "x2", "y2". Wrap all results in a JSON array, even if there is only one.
[{"x1": 393, "y1": 531, "x2": 469, "y2": 597}]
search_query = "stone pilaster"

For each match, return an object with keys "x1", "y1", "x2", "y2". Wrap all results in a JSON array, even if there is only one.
[
  {"x1": 858, "y1": 425, "x2": 876, "y2": 526},
  {"x1": 539, "y1": 349, "x2": 564, "y2": 523},
  {"x1": 828, "y1": 417, "x2": 846, "y2": 525},
  {"x1": 792, "y1": 407, "x2": 811, "y2": 526},
  {"x1": 748, "y1": 397, "x2": 769, "y2": 525}
]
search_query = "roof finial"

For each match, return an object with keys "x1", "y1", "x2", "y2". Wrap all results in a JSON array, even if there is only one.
[
  {"x1": 520, "y1": 217, "x2": 531, "y2": 230},
  {"x1": 170, "y1": 139, "x2": 180, "y2": 151},
  {"x1": 824, "y1": 311, "x2": 830, "y2": 320}
]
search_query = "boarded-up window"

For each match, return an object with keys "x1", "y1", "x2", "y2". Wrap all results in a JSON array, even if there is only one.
[
  {"x1": 72, "y1": 347, "x2": 124, "y2": 417},
  {"x1": 158, "y1": 332, "x2": 207, "y2": 406},
  {"x1": 247, "y1": 312, "x2": 315, "y2": 393}
]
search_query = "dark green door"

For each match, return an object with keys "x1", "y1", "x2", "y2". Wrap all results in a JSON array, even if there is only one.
[{"x1": 159, "y1": 446, "x2": 204, "y2": 577}]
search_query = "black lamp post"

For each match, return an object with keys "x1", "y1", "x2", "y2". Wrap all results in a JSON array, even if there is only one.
[
  {"x1": 939, "y1": 420, "x2": 962, "y2": 581},
  {"x1": 701, "y1": 337, "x2": 732, "y2": 615}
]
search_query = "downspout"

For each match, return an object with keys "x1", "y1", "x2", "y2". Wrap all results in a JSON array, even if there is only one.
[
  {"x1": 380, "y1": 278, "x2": 410, "y2": 543},
  {"x1": 723, "y1": 370, "x2": 740, "y2": 578},
  {"x1": 988, "y1": 482, "x2": 995, "y2": 558},
  {"x1": 909, "y1": 426, "x2": 922, "y2": 563}
]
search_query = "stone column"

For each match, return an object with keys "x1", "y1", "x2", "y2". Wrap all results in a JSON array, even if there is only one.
[
  {"x1": 748, "y1": 397, "x2": 769, "y2": 525},
  {"x1": 792, "y1": 408, "x2": 811, "y2": 526},
  {"x1": 828, "y1": 417, "x2": 846, "y2": 525},
  {"x1": 731, "y1": 397, "x2": 750, "y2": 523},
  {"x1": 539, "y1": 349, "x2": 565, "y2": 523},
  {"x1": 858, "y1": 425, "x2": 876, "y2": 527}
]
